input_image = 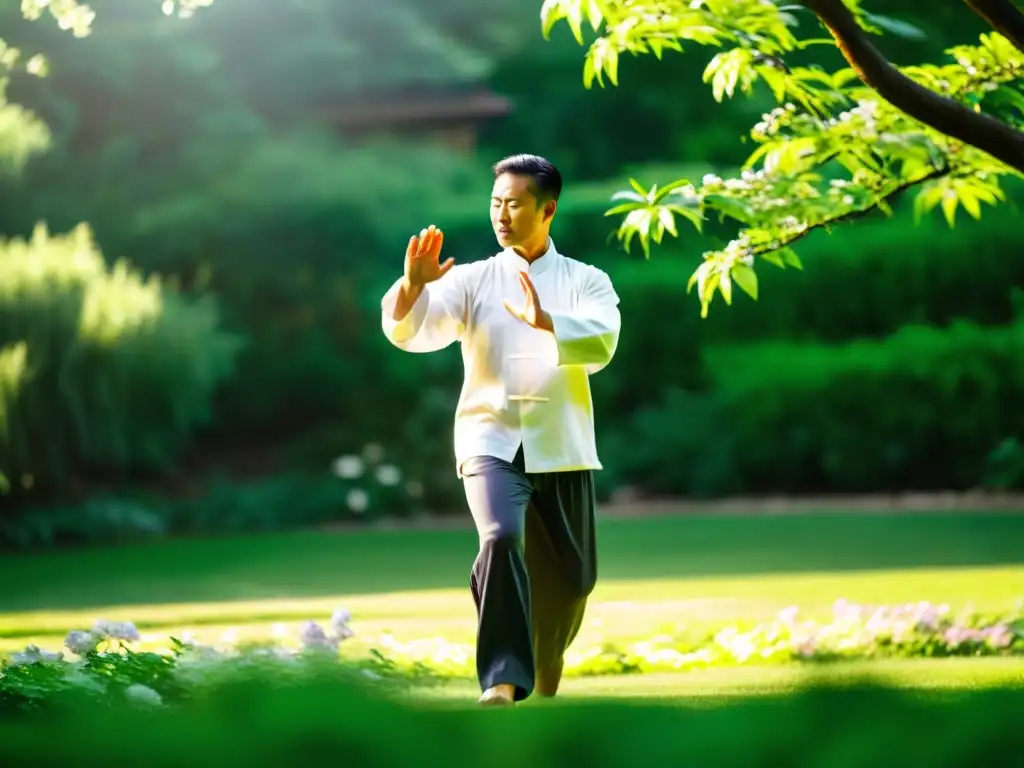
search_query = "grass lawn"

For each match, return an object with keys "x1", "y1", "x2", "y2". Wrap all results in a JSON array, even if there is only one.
[{"x1": 2, "y1": 512, "x2": 1022, "y2": 696}]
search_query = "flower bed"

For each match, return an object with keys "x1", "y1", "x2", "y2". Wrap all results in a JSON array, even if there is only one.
[{"x1": 1, "y1": 599, "x2": 1021, "y2": 713}]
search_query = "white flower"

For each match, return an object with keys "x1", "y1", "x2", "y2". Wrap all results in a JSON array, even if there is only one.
[
  {"x1": 331, "y1": 608, "x2": 355, "y2": 640},
  {"x1": 299, "y1": 620, "x2": 338, "y2": 652},
  {"x1": 93, "y1": 620, "x2": 140, "y2": 642},
  {"x1": 9, "y1": 644, "x2": 63, "y2": 666},
  {"x1": 346, "y1": 488, "x2": 369, "y2": 513},
  {"x1": 124, "y1": 683, "x2": 162, "y2": 707},
  {"x1": 332, "y1": 455, "x2": 364, "y2": 479},
  {"x1": 331, "y1": 607, "x2": 352, "y2": 629},
  {"x1": 219, "y1": 628, "x2": 239, "y2": 645},
  {"x1": 374, "y1": 463, "x2": 401, "y2": 486},
  {"x1": 64, "y1": 630, "x2": 100, "y2": 656},
  {"x1": 362, "y1": 443, "x2": 384, "y2": 463},
  {"x1": 778, "y1": 606, "x2": 799, "y2": 625}
]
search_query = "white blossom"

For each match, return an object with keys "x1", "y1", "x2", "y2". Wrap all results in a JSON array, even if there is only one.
[
  {"x1": 92, "y1": 620, "x2": 140, "y2": 642},
  {"x1": 64, "y1": 630, "x2": 100, "y2": 656},
  {"x1": 9, "y1": 644, "x2": 63, "y2": 666},
  {"x1": 332, "y1": 455, "x2": 364, "y2": 479},
  {"x1": 299, "y1": 620, "x2": 338, "y2": 653},
  {"x1": 346, "y1": 488, "x2": 369, "y2": 513},
  {"x1": 331, "y1": 608, "x2": 355, "y2": 640},
  {"x1": 374, "y1": 463, "x2": 401, "y2": 487}
]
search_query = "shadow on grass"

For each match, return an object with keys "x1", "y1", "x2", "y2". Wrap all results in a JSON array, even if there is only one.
[{"x1": 1, "y1": 513, "x2": 1022, "y2": 612}]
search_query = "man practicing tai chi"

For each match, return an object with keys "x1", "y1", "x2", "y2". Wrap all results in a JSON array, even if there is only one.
[{"x1": 380, "y1": 154, "x2": 621, "y2": 707}]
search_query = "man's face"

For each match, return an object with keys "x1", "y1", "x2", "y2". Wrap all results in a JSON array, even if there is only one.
[{"x1": 490, "y1": 173, "x2": 555, "y2": 249}]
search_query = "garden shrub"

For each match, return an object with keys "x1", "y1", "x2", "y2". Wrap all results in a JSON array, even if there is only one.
[
  {"x1": 0, "y1": 223, "x2": 241, "y2": 511},
  {"x1": 702, "y1": 318, "x2": 1024, "y2": 493},
  {"x1": 606, "y1": 315, "x2": 1024, "y2": 497}
]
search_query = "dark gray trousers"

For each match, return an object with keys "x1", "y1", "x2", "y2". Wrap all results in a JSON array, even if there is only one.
[{"x1": 461, "y1": 446, "x2": 597, "y2": 701}]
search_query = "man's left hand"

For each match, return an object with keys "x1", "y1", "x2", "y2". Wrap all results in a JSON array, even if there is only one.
[{"x1": 504, "y1": 272, "x2": 553, "y2": 332}]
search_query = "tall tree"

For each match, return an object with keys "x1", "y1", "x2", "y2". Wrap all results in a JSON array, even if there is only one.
[{"x1": 542, "y1": 0, "x2": 1024, "y2": 316}]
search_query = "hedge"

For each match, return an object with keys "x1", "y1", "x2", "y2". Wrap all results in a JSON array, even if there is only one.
[{"x1": 609, "y1": 316, "x2": 1024, "y2": 497}]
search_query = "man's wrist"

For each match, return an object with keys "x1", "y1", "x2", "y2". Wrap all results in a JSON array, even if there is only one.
[{"x1": 400, "y1": 277, "x2": 425, "y2": 296}]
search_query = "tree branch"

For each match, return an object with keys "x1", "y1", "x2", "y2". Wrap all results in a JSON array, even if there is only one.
[
  {"x1": 753, "y1": 164, "x2": 953, "y2": 255},
  {"x1": 962, "y1": 0, "x2": 1024, "y2": 54},
  {"x1": 800, "y1": 0, "x2": 1024, "y2": 174}
]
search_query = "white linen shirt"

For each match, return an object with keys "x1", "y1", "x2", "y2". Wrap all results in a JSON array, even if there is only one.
[{"x1": 380, "y1": 239, "x2": 620, "y2": 476}]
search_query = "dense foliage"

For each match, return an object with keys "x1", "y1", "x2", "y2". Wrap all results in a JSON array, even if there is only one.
[
  {"x1": 0, "y1": 224, "x2": 239, "y2": 512},
  {"x1": 542, "y1": 0, "x2": 1024, "y2": 316},
  {"x1": 0, "y1": 0, "x2": 1022, "y2": 541}
]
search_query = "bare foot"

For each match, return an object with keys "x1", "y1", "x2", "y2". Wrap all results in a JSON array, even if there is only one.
[{"x1": 478, "y1": 684, "x2": 516, "y2": 707}]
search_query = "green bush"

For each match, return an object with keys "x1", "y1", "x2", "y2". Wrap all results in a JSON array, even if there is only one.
[
  {"x1": 0, "y1": 223, "x2": 241, "y2": 510},
  {"x1": 167, "y1": 455, "x2": 425, "y2": 535},
  {"x1": 0, "y1": 441, "x2": 434, "y2": 549},
  {"x1": 605, "y1": 315, "x2": 1024, "y2": 497},
  {"x1": 705, "y1": 318, "x2": 1024, "y2": 493}
]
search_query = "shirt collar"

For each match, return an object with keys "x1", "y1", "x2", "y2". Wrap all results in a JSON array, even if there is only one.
[{"x1": 500, "y1": 238, "x2": 560, "y2": 275}]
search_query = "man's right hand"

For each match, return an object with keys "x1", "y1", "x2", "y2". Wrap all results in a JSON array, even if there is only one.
[
  {"x1": 404, "y1": 225, "x2": 453, "y2": 290},
  {"x1": 392, "y1": 225, "x2": 453, "y2": 322}
]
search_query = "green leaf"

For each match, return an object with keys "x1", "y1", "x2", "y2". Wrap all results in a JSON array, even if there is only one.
[
  {"x1": 703, "y1": 194, "x2": 755, "y2": 224},
  {"x1": 657, "y1": 207, "x2": 677, "y2": 237},
  {"x1": 604, "y1": 202, "x2": 645, "y2": 216},
  {"x1": 540, "y1": 0, "x2": 564, "y2": 40},
  {"x1": 719, "y1": 269, "x2": 733, "y2": 305},
  {"x1": 566, "y1": 0, "x2": 585, "y2": 44},
  {"x1": 861, "y1": 12, "x2": 926, "y2": 40},
  {"x1": 959, "y1": 187, "x2": 982, "y2": 219},
  {"x1": 582, "y1": 55, "x2": 596, "y2": 88},
  {"x1": 687, "y1": 261, "x2": 712, "y2": 295},
  {"x1": 913, "y1": 184, "x2": 944, "y2": 223},
  {"x1": 651, "y1": 178, "x2": 692, "y2": 203},
  {"x1": 781, "y1": 247, "x2": 803, "y2": 270},
  {"x1": 732, "y1": 263, "x2": 759, "y2": 300},
  {"x1": 667, "y1": 203, "x2": 705, "y2": 233},
  {"x1": 604, "y1": 45, "x2": 619, "y2": 86},
  {"x1": 610, "y1": 189, "x2": 645, "y2": 203},
  {"x1": 941, "y1": 191, "x2": 958, "y2": 227}
]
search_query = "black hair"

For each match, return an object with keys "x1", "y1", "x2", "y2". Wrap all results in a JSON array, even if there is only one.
[{"x1": 491, "y1": 154, "x2": 562, "y2": 203}]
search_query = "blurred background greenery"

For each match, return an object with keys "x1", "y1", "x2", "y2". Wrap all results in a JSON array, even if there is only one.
[{"x1": 1, "y1": 0, "x2": 1022, "y2": 550}]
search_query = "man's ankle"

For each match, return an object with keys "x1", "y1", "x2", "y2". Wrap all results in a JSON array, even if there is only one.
[{"x1": 535, "y1": 657, "x2": 564, "y2": 697}]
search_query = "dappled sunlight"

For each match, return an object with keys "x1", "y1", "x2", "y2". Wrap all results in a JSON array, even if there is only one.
[
  {"x1": 3, "y1": 566, "x2": 1020, "y2": 668},
  {"x1": 0, "y1": 341, "x2": 27, "y2": 495},
  {"x1": 3, "y1": 589, "x2": 1021, "y2": 705},
  {"x1": 78, "y1": 261, "x2": 165, "y2": 346}
]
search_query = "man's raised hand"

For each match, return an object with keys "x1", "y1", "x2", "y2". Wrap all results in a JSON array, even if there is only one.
[{"x1": 404, "y1": 225, "x2": 454, "y2": 289}]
